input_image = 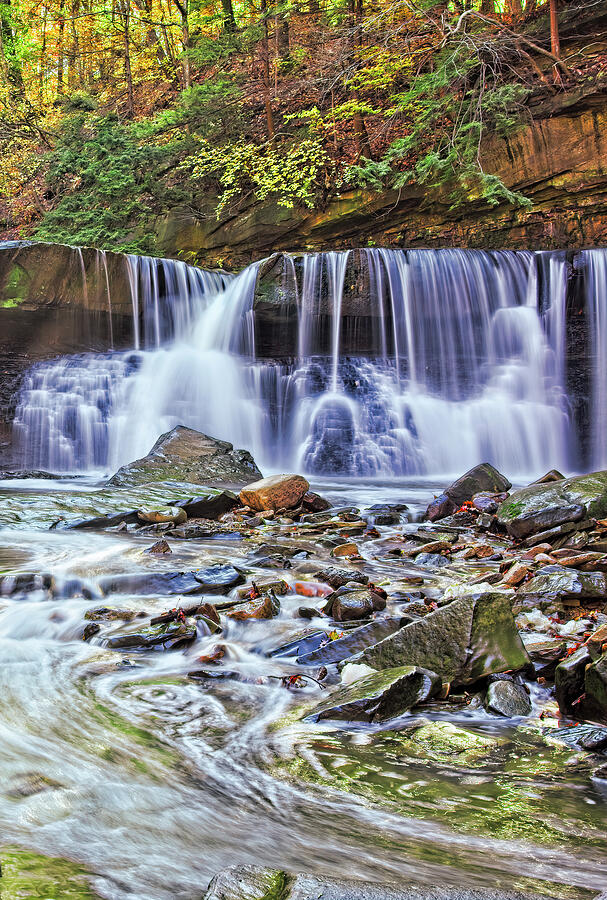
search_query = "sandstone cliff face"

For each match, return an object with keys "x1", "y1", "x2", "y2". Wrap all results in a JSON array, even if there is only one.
[{"x1": 155, "y1": 87, "x2": 607, "y2": 269}]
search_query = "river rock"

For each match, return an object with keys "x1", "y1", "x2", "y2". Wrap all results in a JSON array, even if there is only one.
[
  {"x1": 323, "y1": 588, "x2": 387, "y2": 622},
  {"x1": 365, "y1": 503, "x2": 409, "y2": 526},
  {"x1": 239, "y1": 473, "x2": 309, "y2": 512},
  {"x1": 555, "y1": 646, "x2": 591, "y2": 714},
  {"x1": 425, "y1": 463, "x2": 511, "y2": 521},
  {"x1": 177, "y1": 490, "x2": 240, "y2": 520},
  {"x1": 414, "y1": 552, "x2": 451, "y2": 569},
  {"x1": 137, "y1": 506, "x2": 187, "y2": 525},
  {"x1": 349, "y1": 593, "x2": 529, "y2": 687},
  {"x1": 314, "y1": 566, "x2": 369, "y2": 589},
  {"x1": 105, "y1": 621, "x2": 197, "y2": 650},
  {"x1": 518, "y1": 565, "x2": 607, "y2": 604},
  {"x1": 97, "y1": 565, "x2": 244, "y2": 596},
  {"x1": 498, "y1": 470, "x2": 607, "y2": 539},
  {"x1": 306, "y1": 666, "x2": 441, "y2": 724},
  {"x1": 585, "y1": 653, "x2": 607, "y2": 723},
  {"x1": 107, "y1": 426, "x2": 261, "y2": 488},
  {"x1": 485, "y1": 679, "x2": 531, "y2": 717},
  {"x1": 84, "y1": 606, "x2": 136, "y2": 621},
  {"x1": 226, "y1": 594, "x2": 280, "y2": 620},
  {"x1": 297, "y1": 618, "x2": 402, "y2": 665},
  {"x1": 68, "y1": 509, "x2": 141, "y2": 529},
  {"x1": 302, "y1": 491, "x2": 332, "y2": 512}
]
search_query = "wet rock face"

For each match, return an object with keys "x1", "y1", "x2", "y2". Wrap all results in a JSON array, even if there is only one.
[
  {"x1": 350, "y1": 593, "x2": 529, "y2": 687},
  {"x1": 426, "y1": 463, "x2": 511, "y2": 522},
  {"x1": 307, "y1": 666, "x2": 441, "y2": 724},
  {"x1": 107, "y1": 426, "x2": 262, "y2": 488}
]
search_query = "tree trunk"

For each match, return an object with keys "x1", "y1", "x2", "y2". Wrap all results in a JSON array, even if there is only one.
[
  {"x1": 275, "y1": 5, "x2": 289, "y2": 59},
  {"x1": 171, "y1": 0, "x2": 190, "y2": 87},
  {"x1": 120, "y1": 0, "x2": 135, "y2": 116},
  {"x1": 549, "y1": 0, "x2": 561, "y2": 59},
  {"x1": 348, "y1": 0, "x2": 372, "y2": 160},
  {"x1": 56, "y1": 0, "x2": 65, "y2": 95},
  {"x1": 0, "y1": 0, "x2": 25, "y2": 98},
  {"x1": 221, "y1": 0, "x2": 237, "y2": 34},
  {"x1": 260, "y1": 0, "x2": 275, "y2": 138}
]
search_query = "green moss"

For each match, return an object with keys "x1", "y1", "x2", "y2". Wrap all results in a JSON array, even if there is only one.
[
  {"x1": 0, "y1": 847, "x2": 101, "y2": 899},
  {"x1": 1, "y1": 264, "x2": 31, "y2": 307},
  {"x1": 499, "y1": 499, "x2": 524, "y2": 519}
]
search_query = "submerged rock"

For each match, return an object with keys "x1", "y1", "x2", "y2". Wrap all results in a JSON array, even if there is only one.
[
  {"x1": 107, "y1": 426, "x2": 261, "y2": 488},
  {"x1": 239, "y1": 473, "x2": 309, "y2": 512},
  {"x1": 350, "y1": 593, "x2": 529, "y2": 687},
  {"x1": 307, "y1": 666, "x2": 441, "y2": 723},
  {"x1": 105, "y1": 621, "x2": 197, "y2": 650},
  {"x1": 97, "y1": 565, "x2": 244, "y2": 596},
  {"x1": 426, "y1": 463, "x2": 511, "y2": 521}
]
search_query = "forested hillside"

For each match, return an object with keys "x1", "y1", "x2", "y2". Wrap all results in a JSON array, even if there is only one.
[{"x1": 0, "y1": 0, "x2": 605, "y2": 257}]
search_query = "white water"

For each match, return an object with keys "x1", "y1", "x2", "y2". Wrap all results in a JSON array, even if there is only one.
[{"x1": 11, "y1": 247, "x2": 607, "y2": 478}]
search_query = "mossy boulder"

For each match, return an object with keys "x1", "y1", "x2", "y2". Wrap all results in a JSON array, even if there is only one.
[
  {"x1": 498, "y1": 470, "x2": 607, "y2": 539},
  {"x1": 306, "y1": 666, "x2": 441, "y2": 723},
  {"x1": 348, "y1": 593, "x2": 529, "y2": 686},
  {"x1": 107, "y1": 426, "x2": 261, "y2": 488}
]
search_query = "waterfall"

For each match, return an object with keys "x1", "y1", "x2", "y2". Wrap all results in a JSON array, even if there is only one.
[{"x1": 10, "y1": 247, "x2": 607, "y2": 479}]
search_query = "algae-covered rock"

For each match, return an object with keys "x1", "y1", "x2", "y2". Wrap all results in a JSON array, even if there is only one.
[
  {"x1": 306, "y1": 666, "x2": 441, "y2": 723},
  {"x1": 404, "y1": 721, "x2": 502, "y2": 763},
  {"x1": 349, "y1": 593, "x2": 529, "y2": 686},
  {"x1": 108, "y1": 426, "x2": 261, "y2": 488},
  {"x1": 555, "y1": 646, "x2": 591, "y2": 715},
  {"x1": 203, "y1": 865, "x2": 287, "y2": 900},
  {"x1": 498, "y1": 470, "x2": 607, "y2": 538}
]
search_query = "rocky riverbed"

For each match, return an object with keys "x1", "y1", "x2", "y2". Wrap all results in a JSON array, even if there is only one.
[{"x1": 1, "y1": 429, "x2": 607, "y2": 899}]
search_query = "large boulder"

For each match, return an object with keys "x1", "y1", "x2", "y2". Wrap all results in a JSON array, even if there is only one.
[
  {"x1": 348, "y1": 593, "x2": 529, "y2": 687},
  {"x1": 498, "y1": 470, "x2": 607, "y2": 540},
  {"x1": 585, "y1": 654, "x2": 607, "y2": 723},
  {"x1": 239, "y1": 473, "x2": 309, "y2": 512},
  {"x1": 425, "y1": 463, "x2": 511, "y2": 521},
  {"x1": 107, "y1": 426, "x2": 261, "y2": 488},
  {"x1": 306, "y1": 666, "x2": 441, "y2": 723}
]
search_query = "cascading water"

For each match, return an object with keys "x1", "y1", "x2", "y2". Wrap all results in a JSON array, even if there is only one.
[{"x1": 11, "y1": 247, "x2": 607, "y2": 478}]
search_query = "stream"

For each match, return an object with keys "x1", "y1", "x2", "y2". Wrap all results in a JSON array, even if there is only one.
[{"x1": 0, "y1": 476, "x2": 606, "y2": 900}]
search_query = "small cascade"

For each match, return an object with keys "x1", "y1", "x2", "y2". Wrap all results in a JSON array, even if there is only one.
[
  {"x1": 124, "y1": 254, "x2": 230, "y2": 348},
  {"x1": 12, "y1": 246, "x2": 607, "y2": 479},
  {"x1": 583, "y1": 248, "x2": 607, "y2": 469}
]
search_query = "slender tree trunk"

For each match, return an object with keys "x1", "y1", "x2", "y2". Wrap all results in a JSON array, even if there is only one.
[
  {"x1": 549, "y1": 0, "x2": 561, "y2": 59},
  {"x1": 348, "y1": 0, "x2": 372, "y2": 160},
  {"x1": 275, "y1": 4, "x2": 289, "y2": 59},
  {"x1": 221, "y1": 0, "x2": 237, "y2": 34},
  {"x1": 120, "y1": 0, "x2": 135, "y2": 116},
  {"x1": 0, "y1": 0, "x2": 25, "y2": 98},
  {"x1": 171, "y1": 0, "x2": 190, "y2": 87},
  {"x1": 260, "y1": 0, "x2": 275, "y2": 138},
  {"x1": 39, "y1": 6, "x2": 48, "y2": 100},
  {"x1": 56, "y1": 0, "x2": 65, "y2": 95}
]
